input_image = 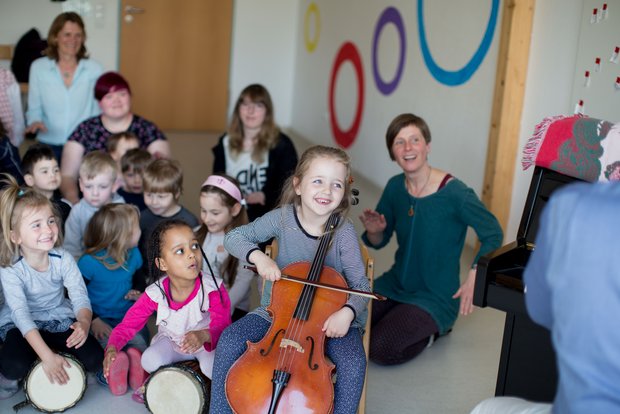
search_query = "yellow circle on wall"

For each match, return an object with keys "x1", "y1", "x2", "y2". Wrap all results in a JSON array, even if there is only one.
[{"x1": 304, "y1": 3, "x2": 320, "y2": 53}]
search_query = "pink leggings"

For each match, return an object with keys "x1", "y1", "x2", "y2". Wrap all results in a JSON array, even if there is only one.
[{"x1": 141, "y1": 336, "x2": 215, "y2": 378}]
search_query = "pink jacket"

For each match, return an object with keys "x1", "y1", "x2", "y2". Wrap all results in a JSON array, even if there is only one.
[{"x1": 106, "y1": 275, "x2": 231, "y2": 353}]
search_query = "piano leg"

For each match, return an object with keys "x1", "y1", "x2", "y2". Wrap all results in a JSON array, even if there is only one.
[{"x1": 495, "y1": 312, "x2": 558, "y2": 402}]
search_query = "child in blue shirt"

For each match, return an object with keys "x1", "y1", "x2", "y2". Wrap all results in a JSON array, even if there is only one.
[{"x1": 78, "y1": 203, "x2": 148, "y2": 395}]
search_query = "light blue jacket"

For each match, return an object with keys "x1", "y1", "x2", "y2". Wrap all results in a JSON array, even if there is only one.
[
  {"x1": 26, "y1": 57, "x2": 102, "y2": 146},
  {"x1": 525, "y1": 182, "x2": 620, "y2": 414}
]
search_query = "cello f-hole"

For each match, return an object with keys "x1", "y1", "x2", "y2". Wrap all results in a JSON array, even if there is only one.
[
  {"x1": 260, "y1": 328, "x2": 286, "y2": 356},
  {"x1": 306, "y1": 336, "x2": 319, "y2": 370}
]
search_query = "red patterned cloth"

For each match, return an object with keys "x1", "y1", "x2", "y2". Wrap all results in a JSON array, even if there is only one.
[{"x1": 522, "y1": 114, "x2": 620, "y2": 182}]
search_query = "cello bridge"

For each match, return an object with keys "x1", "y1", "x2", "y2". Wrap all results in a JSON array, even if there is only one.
[{"x1": 280, "y1": 338, "x2": 304, "y2": 353}]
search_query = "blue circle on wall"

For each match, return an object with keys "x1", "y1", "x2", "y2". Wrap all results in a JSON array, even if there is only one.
[
  {"x1": 372, "y1": 7, "x2": 406, "y2": 95},
  {"x1": 417, "y1": 0, "x2": 499, "y2": 86}
]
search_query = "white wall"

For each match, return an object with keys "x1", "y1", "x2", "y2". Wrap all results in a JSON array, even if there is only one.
[
  {"x1": 289, "y1": 0, "x2": 501, "y2": 199},
  {"x1": 505, "y1": 0, "x2": 583, "y2": 240},
  {"x1": 228, "y1": 0, "x2": 300, "y2": 126}
]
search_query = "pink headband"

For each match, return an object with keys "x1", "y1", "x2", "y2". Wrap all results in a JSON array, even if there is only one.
[{"x1": 202, "y1": 175, "x2": 244, "y2": 204}]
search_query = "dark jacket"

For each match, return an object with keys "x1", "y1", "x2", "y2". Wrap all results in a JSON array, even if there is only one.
[{"x1": 212, "y1": 132, "x2": 298, "y2": 221}]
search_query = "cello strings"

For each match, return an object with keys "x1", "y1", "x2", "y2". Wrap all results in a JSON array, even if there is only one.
[
  {"x1": 278, "y1": 235, "x2": 325, "y2": 373},
  {"x1": 279, "y1": 213, "x2": 339, "y2": 374}
]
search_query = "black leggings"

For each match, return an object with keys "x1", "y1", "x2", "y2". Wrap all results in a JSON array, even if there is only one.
[
  {"x1": 369, "y1": 299, "x2": 439, "y2": 365},
  {"x1": 0, "y1": 328, "x2": 104, "y2": 380}
]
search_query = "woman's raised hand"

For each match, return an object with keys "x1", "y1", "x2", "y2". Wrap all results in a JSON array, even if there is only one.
[{"x1": 359, "y1": 209, "x2": 386, "y2": 233}]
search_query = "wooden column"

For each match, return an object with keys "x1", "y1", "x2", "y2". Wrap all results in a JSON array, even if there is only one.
[{"x1": 482, "y1": 0, "x2": 536, "y2": 231}]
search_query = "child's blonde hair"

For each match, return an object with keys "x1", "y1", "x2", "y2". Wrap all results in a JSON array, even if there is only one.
[
  {"x1": 196, "y1": 174, "x2": 248, "y2": 287},
  {"x1": 142, "y1": 159, "x2": 183, "y2": 197},
  {"x1": 279, "y1": 145, "x2": 354, "y2": 219},
  {"x1": 0, "y1": 174, "x2": 62, "y2": 266},
  {"x1": 79, "y1": 151, "x2": 118, "y2": 181},
  {"x1": 83, "y1": 203, "x2": 140, "y2": 270}
]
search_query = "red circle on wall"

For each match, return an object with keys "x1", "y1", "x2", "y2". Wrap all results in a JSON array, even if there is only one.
[{"x1": 329, "y1": 42, "x2": 364, "y2": 149}]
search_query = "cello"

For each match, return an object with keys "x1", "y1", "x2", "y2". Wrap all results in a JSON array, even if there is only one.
[{"x1": 225, "y1": 213, "x2": 369, "y2": 413}]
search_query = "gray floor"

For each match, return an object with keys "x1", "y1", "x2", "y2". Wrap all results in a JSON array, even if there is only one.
[{"x1": 2, "y1": 132, "x2": 507, "y2": 413}]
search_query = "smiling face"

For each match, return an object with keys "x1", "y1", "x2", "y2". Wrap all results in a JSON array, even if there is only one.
[
  {"x1": 25, "y1": 158, "x2": 61, "y2": 197},
  {"x1": 99, "y1": 89, "x2": 131, "y2": 120},
  {"x1": 199, "y1": 192, "x2": 239, "y2": 234},
  {"x1": 294, "y1": 156, "x2": 347, "y2": 221},
  {"x1": 391, "y1": 125, "x2": 431, "y2": 174},
  {"x1": 156, "y1": 225, "x2": 202, "y2": 282},
  {"x1": 11, "y1": 205, "x2": 59, "y2": 256},
  {"x1": 238, "y1": 97, "x2": 267, "y2": 131},
  {"x1": 55, "y1": 21, "x2": 84, "y2": 58}
]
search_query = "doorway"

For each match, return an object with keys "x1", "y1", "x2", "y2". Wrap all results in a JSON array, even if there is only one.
[{"x1": 119, "y1": 0, "x2": 232, "y2": 131}]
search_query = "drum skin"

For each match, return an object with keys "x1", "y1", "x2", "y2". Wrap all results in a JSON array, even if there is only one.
[
  {"x1": 22, "y1": 353, "x2": 87, "y2": 413},
  {"x1": 144, "y1": 360, "x2": 211, "y2": 414}
]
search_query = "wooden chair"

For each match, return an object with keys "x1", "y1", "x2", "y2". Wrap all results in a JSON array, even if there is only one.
[
  {"x1": 264, "y1": 240, "x2": 374, "y2": 414},
  {"x1": 357, "y1": 243, "x2": 374, "y2": 414}
]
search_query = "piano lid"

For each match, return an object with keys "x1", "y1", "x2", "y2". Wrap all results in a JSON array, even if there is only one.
[
  {"x1": 517, "y1": 167, "x2": 583, "y2": 245},
  {"x1": 474, "y1": 167, "x2": 581, "y2": 312}
]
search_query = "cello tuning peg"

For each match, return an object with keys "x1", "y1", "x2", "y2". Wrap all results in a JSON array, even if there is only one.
[
  {"x1": 352, "y1": 197, "x2": 359, "y2": 206},
  {"x1": 352, "y1": 188, "x2": 360, "y2": 196}
]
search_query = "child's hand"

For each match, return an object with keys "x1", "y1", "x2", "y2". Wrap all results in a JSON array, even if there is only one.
[
  {"x1": 103, "y1": 346, "x2": 117, "y2": 380},
  {"x1": 322, "y1": 307, "x2": 354, "y2": 338},
  {"x1": 66, "y1": 320, "x2": 90, "y2": 349},
  {"x1": 180, "y1": 330, "x2": 211, "y2": 354},
  {"x1": 91, "y1": 318, "x2": 112, "y2": 341},
  {"x1": 124, "y1": 289, "x2": 142, "y2": 301},
  {"x1": 42, "y1": 353, "x2": 71, "y2": 385},
  {"x1": 249, "y1": 250, "x2": 281, "y2": 282}
]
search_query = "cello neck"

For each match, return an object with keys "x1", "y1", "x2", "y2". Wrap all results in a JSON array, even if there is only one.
[{"x1": 293, "y1": 213, "x2": 340, "y2": 321}]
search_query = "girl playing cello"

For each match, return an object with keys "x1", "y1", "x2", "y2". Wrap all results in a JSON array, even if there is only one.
[{"x1": 210, "y1": 145, "x2": 370, "y2": 413}]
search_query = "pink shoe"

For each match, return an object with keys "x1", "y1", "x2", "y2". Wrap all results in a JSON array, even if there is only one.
[
  {"x1": 126, "y1": 347, "x2": 148, "y2": 390},
  {"x1": 108, "y1": 351, "x2": 129, "y2": 396},
  {"x1": 131, "y1": 383, "x2": 145, "y2": 404}
]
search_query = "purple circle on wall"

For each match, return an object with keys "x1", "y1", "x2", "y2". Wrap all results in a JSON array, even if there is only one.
[{"x1": 372, "y1": 6, "x2": 406, "y2": 95}]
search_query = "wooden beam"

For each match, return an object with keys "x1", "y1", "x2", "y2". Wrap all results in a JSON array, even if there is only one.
[{"x1": 482, "y1": 0, "x2": 535, "y2": 232}]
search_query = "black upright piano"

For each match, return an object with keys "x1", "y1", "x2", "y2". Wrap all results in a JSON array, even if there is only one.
[{"x1": 473, "y1": 167, "x2": 582, "y2": 402}]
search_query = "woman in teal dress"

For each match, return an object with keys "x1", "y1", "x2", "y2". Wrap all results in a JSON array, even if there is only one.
[{"x1": 360, "y1": 113, "x2": 503, "y2": 365}]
